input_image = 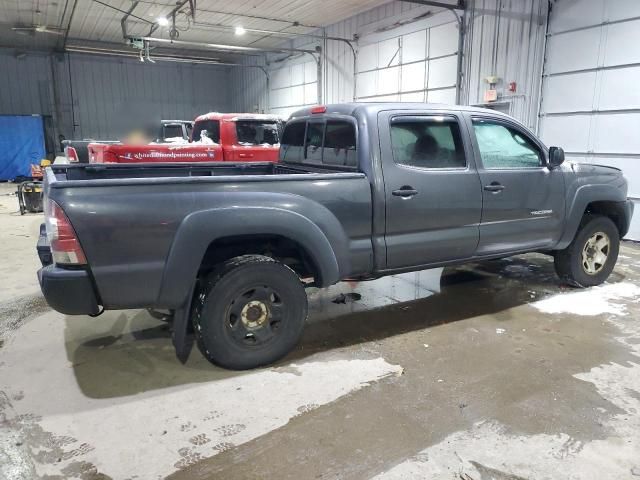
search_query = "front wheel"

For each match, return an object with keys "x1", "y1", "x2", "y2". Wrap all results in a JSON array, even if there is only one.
[
  {"x1": 193, "y1": 255, "x2": 308, "y2": 370},
  {"x1": 554, "y1": 215, "x2": 620, "y2": 287}
]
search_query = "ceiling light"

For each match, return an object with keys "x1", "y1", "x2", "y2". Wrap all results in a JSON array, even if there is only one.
[
  {"x1": 157, "y1": 17, "x2": 169, "y2": 27},
  {"x1": 234, "y1": 26, "x2": 246, "y2": 36}
]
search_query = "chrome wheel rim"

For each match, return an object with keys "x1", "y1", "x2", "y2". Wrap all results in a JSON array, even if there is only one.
[{"x1": 581, "y1": 231, "x2": 610, "y2": 275}]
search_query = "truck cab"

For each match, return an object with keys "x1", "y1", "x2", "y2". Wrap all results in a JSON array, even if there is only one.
[{"x1": 191, "y1": 112, "x2": 282, "y2": 162}]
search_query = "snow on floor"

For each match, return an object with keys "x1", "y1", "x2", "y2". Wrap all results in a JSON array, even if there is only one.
[
  {"x1": 373, "y1": 282, "x2": 640, "y2": 480},
  {"x1": 531, "y1": 282, "x2": 640, "y2": 316},
  {"x1": 0, "y1": 310, "x2": 402, "y2": 479}
]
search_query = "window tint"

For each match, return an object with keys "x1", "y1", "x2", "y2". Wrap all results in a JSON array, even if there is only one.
[
  {"x1": 390, "y1": 117, "x2": 466, "y2": 169},
  {"x1": 192, "y1": 120, "x2": 220, "y2": 143},
  {"x1": 280, "y1": 121, "x2": 306, "y2": 162},
  {"x1": 305, "y1": 122, "x2": 324, "y2": 163},
  {"x1": 235, "y1": 120, "x2": 280, "y2": 145},
  {"x1": 472, "y1": 120, "x2": 541, "y2": 169},
  {"x1": 323, "y1": 121, "x2": 357, "y2": 167}
]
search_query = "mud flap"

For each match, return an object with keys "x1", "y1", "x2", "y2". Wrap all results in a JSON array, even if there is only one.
[{"x1": 171, "y1": 281, "x2": 198, "y2": 364}]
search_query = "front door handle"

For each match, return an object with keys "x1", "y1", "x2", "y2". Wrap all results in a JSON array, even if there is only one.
[
  {"x1": 392, "y1": 186, "x2": 419, "y2": 198},
  {"x1": 484, "y1": 182, "x2": 505, "y2": 193}
]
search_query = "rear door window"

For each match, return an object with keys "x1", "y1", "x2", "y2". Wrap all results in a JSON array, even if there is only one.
[{"x1": 390, "y1": 117, "x2": 466, "y2": 169}]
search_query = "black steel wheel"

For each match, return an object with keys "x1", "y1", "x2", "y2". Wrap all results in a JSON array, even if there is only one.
[{"x1": 193, "y1": 255, "x2": 308, "y2": 370}]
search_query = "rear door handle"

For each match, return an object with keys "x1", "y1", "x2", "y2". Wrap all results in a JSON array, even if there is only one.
[
  {"x1": 392, "y1": 186, "x2": 419, "y2": 198},
  {"x1": 484, "y1": 182, "x2": 505, "y2": 193},
  {"x1": 238, "y1": 153, "x2": 254, "y2": 158}
]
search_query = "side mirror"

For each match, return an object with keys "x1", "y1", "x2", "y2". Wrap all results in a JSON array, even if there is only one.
[{"x1": 548, "y1": 146, "x2": 565, "y2": 168}]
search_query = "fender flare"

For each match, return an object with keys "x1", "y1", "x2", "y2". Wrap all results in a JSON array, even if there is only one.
[
  {"x1": 156, "y1": 206, "x2": 348, "y2": 308},
  {"x1": 557, "y1": 184, "x2": 628, "y2": 249}
]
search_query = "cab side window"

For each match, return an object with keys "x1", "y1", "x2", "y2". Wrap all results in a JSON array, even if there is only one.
[
  {"x1": 390, "y1": 117, "x2": 466, "y2": 169},
  {"x1": 280, "y1": 121, "x2": 306, "y2": 162},
  {"x1": 472, "y1": 119, "x2": 542, "y2": 169},
  {"x1": 304, "y1": 122, "x2": 324, "y2": 163},
  {"x1": 324, "y1": 121, "x2": 357, "y2": 167}
]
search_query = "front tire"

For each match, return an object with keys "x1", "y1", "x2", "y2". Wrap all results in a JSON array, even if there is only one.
[
  {"x1": 193, "y1": 255, "x2": 308, "y2": 370},
  {"x1": 554, "y1": 215, "x2": 619, "y2": 287}
]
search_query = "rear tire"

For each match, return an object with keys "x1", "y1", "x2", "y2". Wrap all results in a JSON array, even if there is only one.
[
  {"x1": 554, "y1": 215, "x2": 619, "y2": 287},
  {"x1": 193, "y1": 255, "x2": 308, "y2": 370}
]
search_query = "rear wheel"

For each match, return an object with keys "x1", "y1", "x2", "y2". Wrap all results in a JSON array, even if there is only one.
[
  {"x1": 193, "y1": 255, "x2": 308, "y2": 370},
  {"x1": 554, "y1": 215, "x2": 619, "y2": 287}
]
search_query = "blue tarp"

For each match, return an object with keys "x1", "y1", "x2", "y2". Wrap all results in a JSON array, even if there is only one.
[{"x1": 0, "y1": 115, "x2": 46, "y2": 180}]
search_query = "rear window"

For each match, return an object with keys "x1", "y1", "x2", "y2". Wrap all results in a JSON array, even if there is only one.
[
  {"x1": 163, "y1": 124, "x2": 184, "y2": 140},
  {"x1": 192, "y1": 120, "x2": 220, "y2": 143},
  {"x1": 280, "y1": 119, "x2": 357, "y2": 168},
  {"x1": 235, "y1": 120, "x2": 279, "y2": 145}
]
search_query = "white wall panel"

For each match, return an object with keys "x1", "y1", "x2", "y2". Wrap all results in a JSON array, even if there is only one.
[
  {"x1": 377, "y1": 66, "x2": 400, "y2": 95},
  {"x1": 548, "y1": 0, "x2": 605, "y2": 33},
  {"x1": 427, "y1": 88, "x2": 456, "y2": 105},
  {"x1": 428, "y1": 55, "x2": 457, "y2": 89},
  {"x1": 603, "y1": 20, "x2": 640, "y2": 67},
  {"x1": 541, "y1": 72, "x2": 597, "y2": 113},
  {"x1": 592, "y1": 114, "x2": 640, "y2": 154},
  {"x1": 539, "y1": 116, "x2": 592, "y2": 152},
  {"x1": 358, "y1": 43, "x2": 378, "y2": 72},
  {"x1": 607, "y1": 0, "x2": 640, "y2": 21},
  {"x1": 402, "y1": 31, "x2": 427, "y2": 63},
  {"x1": 378, "y1": 38, "x2": 400, "y2": 67},
  {"x1": 545, "y1": 29, "x2": 601, "y2": 74},
  {"x1": 401, "y1": 61, "x2": 426, "y2": 92},
  {"x1": 429, "y1": 22, "x2": 459, "y2": 57},
  {"x1": 598, "y1": 67, "x2": 640, "y2": 110}
]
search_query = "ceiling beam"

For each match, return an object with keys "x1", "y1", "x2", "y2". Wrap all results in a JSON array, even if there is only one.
[{"x1": 400, "y1": 0, "x2": 465, "y2": 10}]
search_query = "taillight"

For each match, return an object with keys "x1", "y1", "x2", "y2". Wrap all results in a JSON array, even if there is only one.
[
  {"x1": 44, "y1": 199, "x2": 87, "y2": 265},
  {"x1": 65, "y1": 146, "x2": 79, "y2": 163}
]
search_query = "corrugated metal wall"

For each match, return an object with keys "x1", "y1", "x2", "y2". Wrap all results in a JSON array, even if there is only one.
[
  {"x1": 0, "y1": 48, "x2": 232, "y2": 144},
  {"x1": 462, "y1": 0, "x2": 548, "y2": 130},
  {"x1": 231, "y1": 0, "x2": 547, "y2": 130}
]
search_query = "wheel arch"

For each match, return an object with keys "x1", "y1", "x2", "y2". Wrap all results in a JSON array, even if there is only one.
[{"x1": 156, "y1": 206, "x2": 348, "y2": 309}]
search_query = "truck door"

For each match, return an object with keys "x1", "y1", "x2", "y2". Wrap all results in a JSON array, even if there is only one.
[
  {"x1": 379, "y1": 111, "x2": 483, "y2": 269},
  {"x1": 468, "y1": 115, "x2": 565, "y2": 254}
]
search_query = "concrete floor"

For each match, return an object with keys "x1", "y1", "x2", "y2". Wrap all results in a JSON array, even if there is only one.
[{"x1": 1, "y1": 181, "x2": 640, "y2": 480}]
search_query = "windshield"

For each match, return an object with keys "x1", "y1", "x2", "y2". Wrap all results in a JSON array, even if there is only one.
[{"x1": 235, "y1": 120, "x2": 280, "y2": 146}]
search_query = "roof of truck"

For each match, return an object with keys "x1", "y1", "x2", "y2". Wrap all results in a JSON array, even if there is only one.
[
  {"x1": 289, "y1": 103, "x2": 515, "y2": 121},
  {"x1": 194, "y1": 112, "x2": 284, "y2": 122}
]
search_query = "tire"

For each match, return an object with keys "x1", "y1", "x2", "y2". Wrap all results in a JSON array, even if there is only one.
[
  {"x1": 554, "y1": 215, "x2": 620, "y2": 287},
  {"x1": 192, "y1": 255, "x2": 308, "y2": 370}
]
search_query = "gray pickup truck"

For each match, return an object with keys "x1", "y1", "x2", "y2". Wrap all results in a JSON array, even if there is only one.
[{"x1": 37, "y1": 103, "x2": 634, "y2": 369}]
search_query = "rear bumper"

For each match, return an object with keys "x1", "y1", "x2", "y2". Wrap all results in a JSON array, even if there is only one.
[
  {"x1": 37, "y1": 223, "x2": 100, "y2": 316},
  {"x1": 38, "y1": 265, "x2": 101, "y2": 316}
]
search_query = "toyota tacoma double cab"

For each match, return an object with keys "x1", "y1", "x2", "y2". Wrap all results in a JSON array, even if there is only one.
[{"x1": 37, "y1": 103, "x2": 634, "y2": 370}]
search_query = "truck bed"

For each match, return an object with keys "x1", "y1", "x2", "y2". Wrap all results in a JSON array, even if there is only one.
[
  {"x1": 51, "y1": 161, "x2": 352, "y2": 183},
  {"x1": 44, "y1": 161, "x2": 372, "y2": 310}
]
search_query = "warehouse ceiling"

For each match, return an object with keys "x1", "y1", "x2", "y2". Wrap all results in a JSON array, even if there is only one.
[{"x1": 1, "y1": 0, "x2": 394, "y2": 59}]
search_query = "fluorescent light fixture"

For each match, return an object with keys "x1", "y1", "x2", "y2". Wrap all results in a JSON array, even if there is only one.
[
  {"x1": 157, "y1": 16, "x2": 169, "y2": 27},
  {"x1": 234, "y1": 26, "x2": 246, "y2": 36}
]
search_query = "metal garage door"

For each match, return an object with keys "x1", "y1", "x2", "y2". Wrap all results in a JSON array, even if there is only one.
[
  {"x1": 538, "y1": 0, "x2": 640, "y2": 239},
  {"x1": 355, "y1": 19, "x2": 459, "y2": 104},
  {"x1": 269, "y1": 57, "x2": 319, "y2": 118}
]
